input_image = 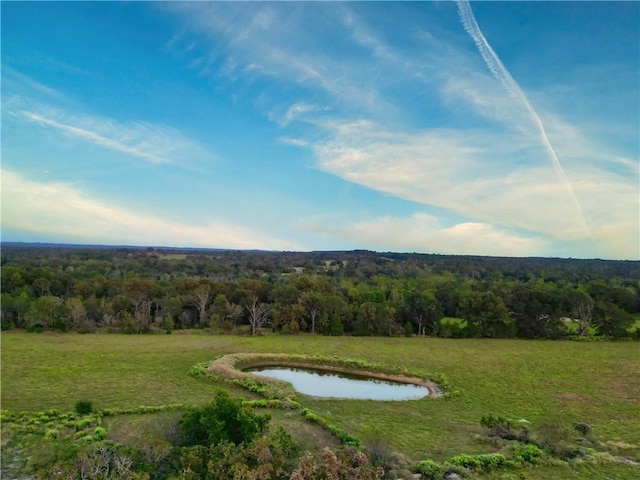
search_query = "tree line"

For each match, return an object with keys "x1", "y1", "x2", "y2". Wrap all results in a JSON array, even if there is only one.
[{"x1": 1, "y1": 245, "x2": 638, "y2": 339}]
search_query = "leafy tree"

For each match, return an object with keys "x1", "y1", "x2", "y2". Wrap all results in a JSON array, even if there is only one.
[
  {"x1": 328, "y1": 314, "x2": 344, "y2": 336},
  {"x1": 593, "y1": 301, "x2": 634, "y2": 337},
  {"x1": 463, "y1": 291, "x2": 513, "y2": 338},
  {"x1": 506, "y1": 284, "x2": 564, "y2": 339},
  {"x1": 25, "y1": 295, "x2": 69, "y2": 331},
  {"x1": 1, "y1": 291, "x2": 31, "y2": 329},
  {"x1": 402, "y1": 289, "x2": 442, "y2": 336}
]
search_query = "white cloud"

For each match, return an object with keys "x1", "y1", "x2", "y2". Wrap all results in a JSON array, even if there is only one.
[
  {"x1": 1, "y1": 169, "x2": 302, "y2": 251},
  {"x1": 268, "y1": 102, "x2": 327, "y2": 127},
  {"x1": 5, "y1": 96, "x2": 213, "y2": 166},
  {"x1": 311, "y1": 119, "x2": 639, "y2": 259},
  {"x1": 279, "y1": 137, "x2": 309, "y2": 147},
  {"x1": 305, "y1": 212, "x2": 546, "y2": 257}
]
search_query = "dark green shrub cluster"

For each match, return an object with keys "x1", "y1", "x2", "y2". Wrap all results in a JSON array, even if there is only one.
[
  {"x1": 445, "y1": 453, "x2": 508, "y2": 472},
  {"x1": 573, "y1": 422, "x2": 591, "y2": 436},
  {"x1": 180, "y1": 390, "x2": 270, "y2": 447},
  {"x1": 74, "y1": 400, "x2": 93, "y2": 415},
  {"x1": 301, "y1": 408, "x2": 360, "y2": 448}
]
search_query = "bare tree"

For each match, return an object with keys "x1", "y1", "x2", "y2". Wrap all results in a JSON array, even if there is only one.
[
  {"x1": 246, "y1": 295, "x2": 270, "y2": 335},
  {"x1": 66, "y1": 297, "x2": 87, "y2": 330},
  {"x1": 301, "y1": 291, "x2": 324, "y2": 334},
  {"x1": 576, "y1": 300, "x2": 596, "y2": 336},
  {"x1": 192, "y1": 284, "x2": 211, "y2": 327}
]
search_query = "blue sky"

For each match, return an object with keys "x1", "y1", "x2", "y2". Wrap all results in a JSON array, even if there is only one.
[{"x1": 2, "y1": 1, "x2": 638, "y2": 259}]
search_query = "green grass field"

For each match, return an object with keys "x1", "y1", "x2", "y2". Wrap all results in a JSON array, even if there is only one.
[{"x1": 2, "y1": 332, "x2": 639, "y2": 478}]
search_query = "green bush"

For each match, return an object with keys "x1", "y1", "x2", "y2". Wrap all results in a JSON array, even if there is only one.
[
  {"x1": 75, "y1": 418, "x2": 93, "y2": 430},
  {"x1": 437, "y1": 317, "x2": 469, "y2": 338},
  {"x1": 180, "y1": 390, "x2": 270, "y2": 447},
  {"x1": 416, "y1": 459, "x2": 443, "y2": 479},
  {"x1": 446, "y1": 453, "x2": 508, "y2": 472},
  {"x1": 514, "y1": 443, "x2": 542, "y2": 464},
  {"x1": 404, "y1": 322, "x2": 413, "y2": 337},
  {"x1": 189, "y1": 362, "x2": 210, "y2": 378},
  {"x1": 93, "y1": 427, "x2": 106, "y2": 441},
  {"x1": 74, "y1": 400, "x2": 93, "y2": 415}
]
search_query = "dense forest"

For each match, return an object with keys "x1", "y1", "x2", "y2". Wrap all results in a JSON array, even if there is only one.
[{"x1": 1, "y1": 243, "x2": 638, "y2": 340}]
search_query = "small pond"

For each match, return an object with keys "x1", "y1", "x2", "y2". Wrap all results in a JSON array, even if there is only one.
[{"x1": 247, "y1": 367, "x2": 429, "y2": 400}]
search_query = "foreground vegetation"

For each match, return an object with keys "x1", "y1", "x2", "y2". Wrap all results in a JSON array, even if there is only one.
[{"x1": 2, "y1": 333, "x2": 638, "y2": 479}]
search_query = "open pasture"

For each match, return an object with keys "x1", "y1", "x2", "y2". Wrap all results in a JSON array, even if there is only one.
[{"x1": 2, "y1": 332, "x2": 638, "y2": 477}]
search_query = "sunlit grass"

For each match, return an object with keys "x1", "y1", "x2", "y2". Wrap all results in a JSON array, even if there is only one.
[{"x1": 2, "y1": 332, "x2": 638, "y2": 476}]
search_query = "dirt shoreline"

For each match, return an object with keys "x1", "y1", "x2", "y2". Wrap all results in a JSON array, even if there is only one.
[{"x1": 236, "y1": 359, "x2": 443, "y2": 398}]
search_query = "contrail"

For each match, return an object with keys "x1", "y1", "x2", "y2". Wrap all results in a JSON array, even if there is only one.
[{"x1": 456, "y1": 0, "x2": 592, "y2": 240}]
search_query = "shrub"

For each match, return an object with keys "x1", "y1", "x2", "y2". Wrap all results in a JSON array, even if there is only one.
[
  {"x1": 573, "y1": 422, "x2": 591, "y2": 436},
  {"x1": 480, "y1": 414, "x2": 526, "y2": 441},
  {"x1": 180, "y1": 390, "x2": 270, "y2": 447},
  {"x1": 93, "y1": 427, "x2": 107, "y2": 441},
  {"x1": 365, "y1": 438, "x2": 398, "y2": 475},
  {"x1": 189, "y1": 362, "x2": 210, "y2": 378},
  {"x1": 74, "y1": 400, "x2": 93, "y2": 415},
  {"x1": 446, "y1": 453, "x2": 508, "y2": 472},
  {"x1": 75, "y1": 418, "x2": 93, "y2": 430},
  {"x1": 416, "y1": 459, "x2": 443, "y2": 479},
  {"x1": 437, "y1": 317, "x2": 469, "y2": 338},
  {"x1": 291, "y1": 447, "x2": 383, "y2": 480},
  {"x1": 514, "y1": 443, "x2": 542, "y2": 464},
  {"x1": 44, "y1": 428, "x2": 59, "y2": 440},
  {"x1": 533, "y1": 419, "x2": 571, "y2": 448},
  {"x1": 404, "y1": 322, "x2": 413, "y2": 337}
]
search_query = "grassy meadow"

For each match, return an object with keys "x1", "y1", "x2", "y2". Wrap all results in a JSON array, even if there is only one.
[{"x1": 2, "y1": 332, "x2": 639, "y2": 478}]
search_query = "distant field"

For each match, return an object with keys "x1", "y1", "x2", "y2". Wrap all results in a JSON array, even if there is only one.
[{"x1": 2, "y1": 332, "x2": 638, "y2": 477}]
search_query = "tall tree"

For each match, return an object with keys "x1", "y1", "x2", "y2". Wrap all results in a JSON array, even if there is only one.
[
  {"x1": 246, "y1": 295, "x2": 270, "y2": 335},
  {"x1": 463, "y1": 291, "x2": 513, "y2": 338}
]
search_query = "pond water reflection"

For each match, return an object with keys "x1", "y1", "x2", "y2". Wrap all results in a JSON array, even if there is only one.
[{"x1": 247, "y1": 367, "x2": 429, "y2": 400}]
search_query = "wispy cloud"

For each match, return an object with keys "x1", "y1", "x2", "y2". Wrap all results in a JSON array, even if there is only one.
[
  {"x1": 1, "y1": 169, "x2": 301, "y2": 250},
  {"x1": 279, "y1": 137, "x2": 309, "y2": 148},
  {"x1": 456, "y1": 0, "x2": 591, "y2": 240},
  {"x1": 2, "y1": 65, "x2": 71, "y2": 102},
  {"x1": 167, "y1": 2, "x2": 638, "y2": 258},
  {"x1": 164, "y1": 2, "x2": 396, "y2": 117},
  {"x1": 268, "y1": 102, "x2": 328, "y2": 127},
  {"x1": 5, "y1": 96, "x2": 213, "y2": 166}
]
